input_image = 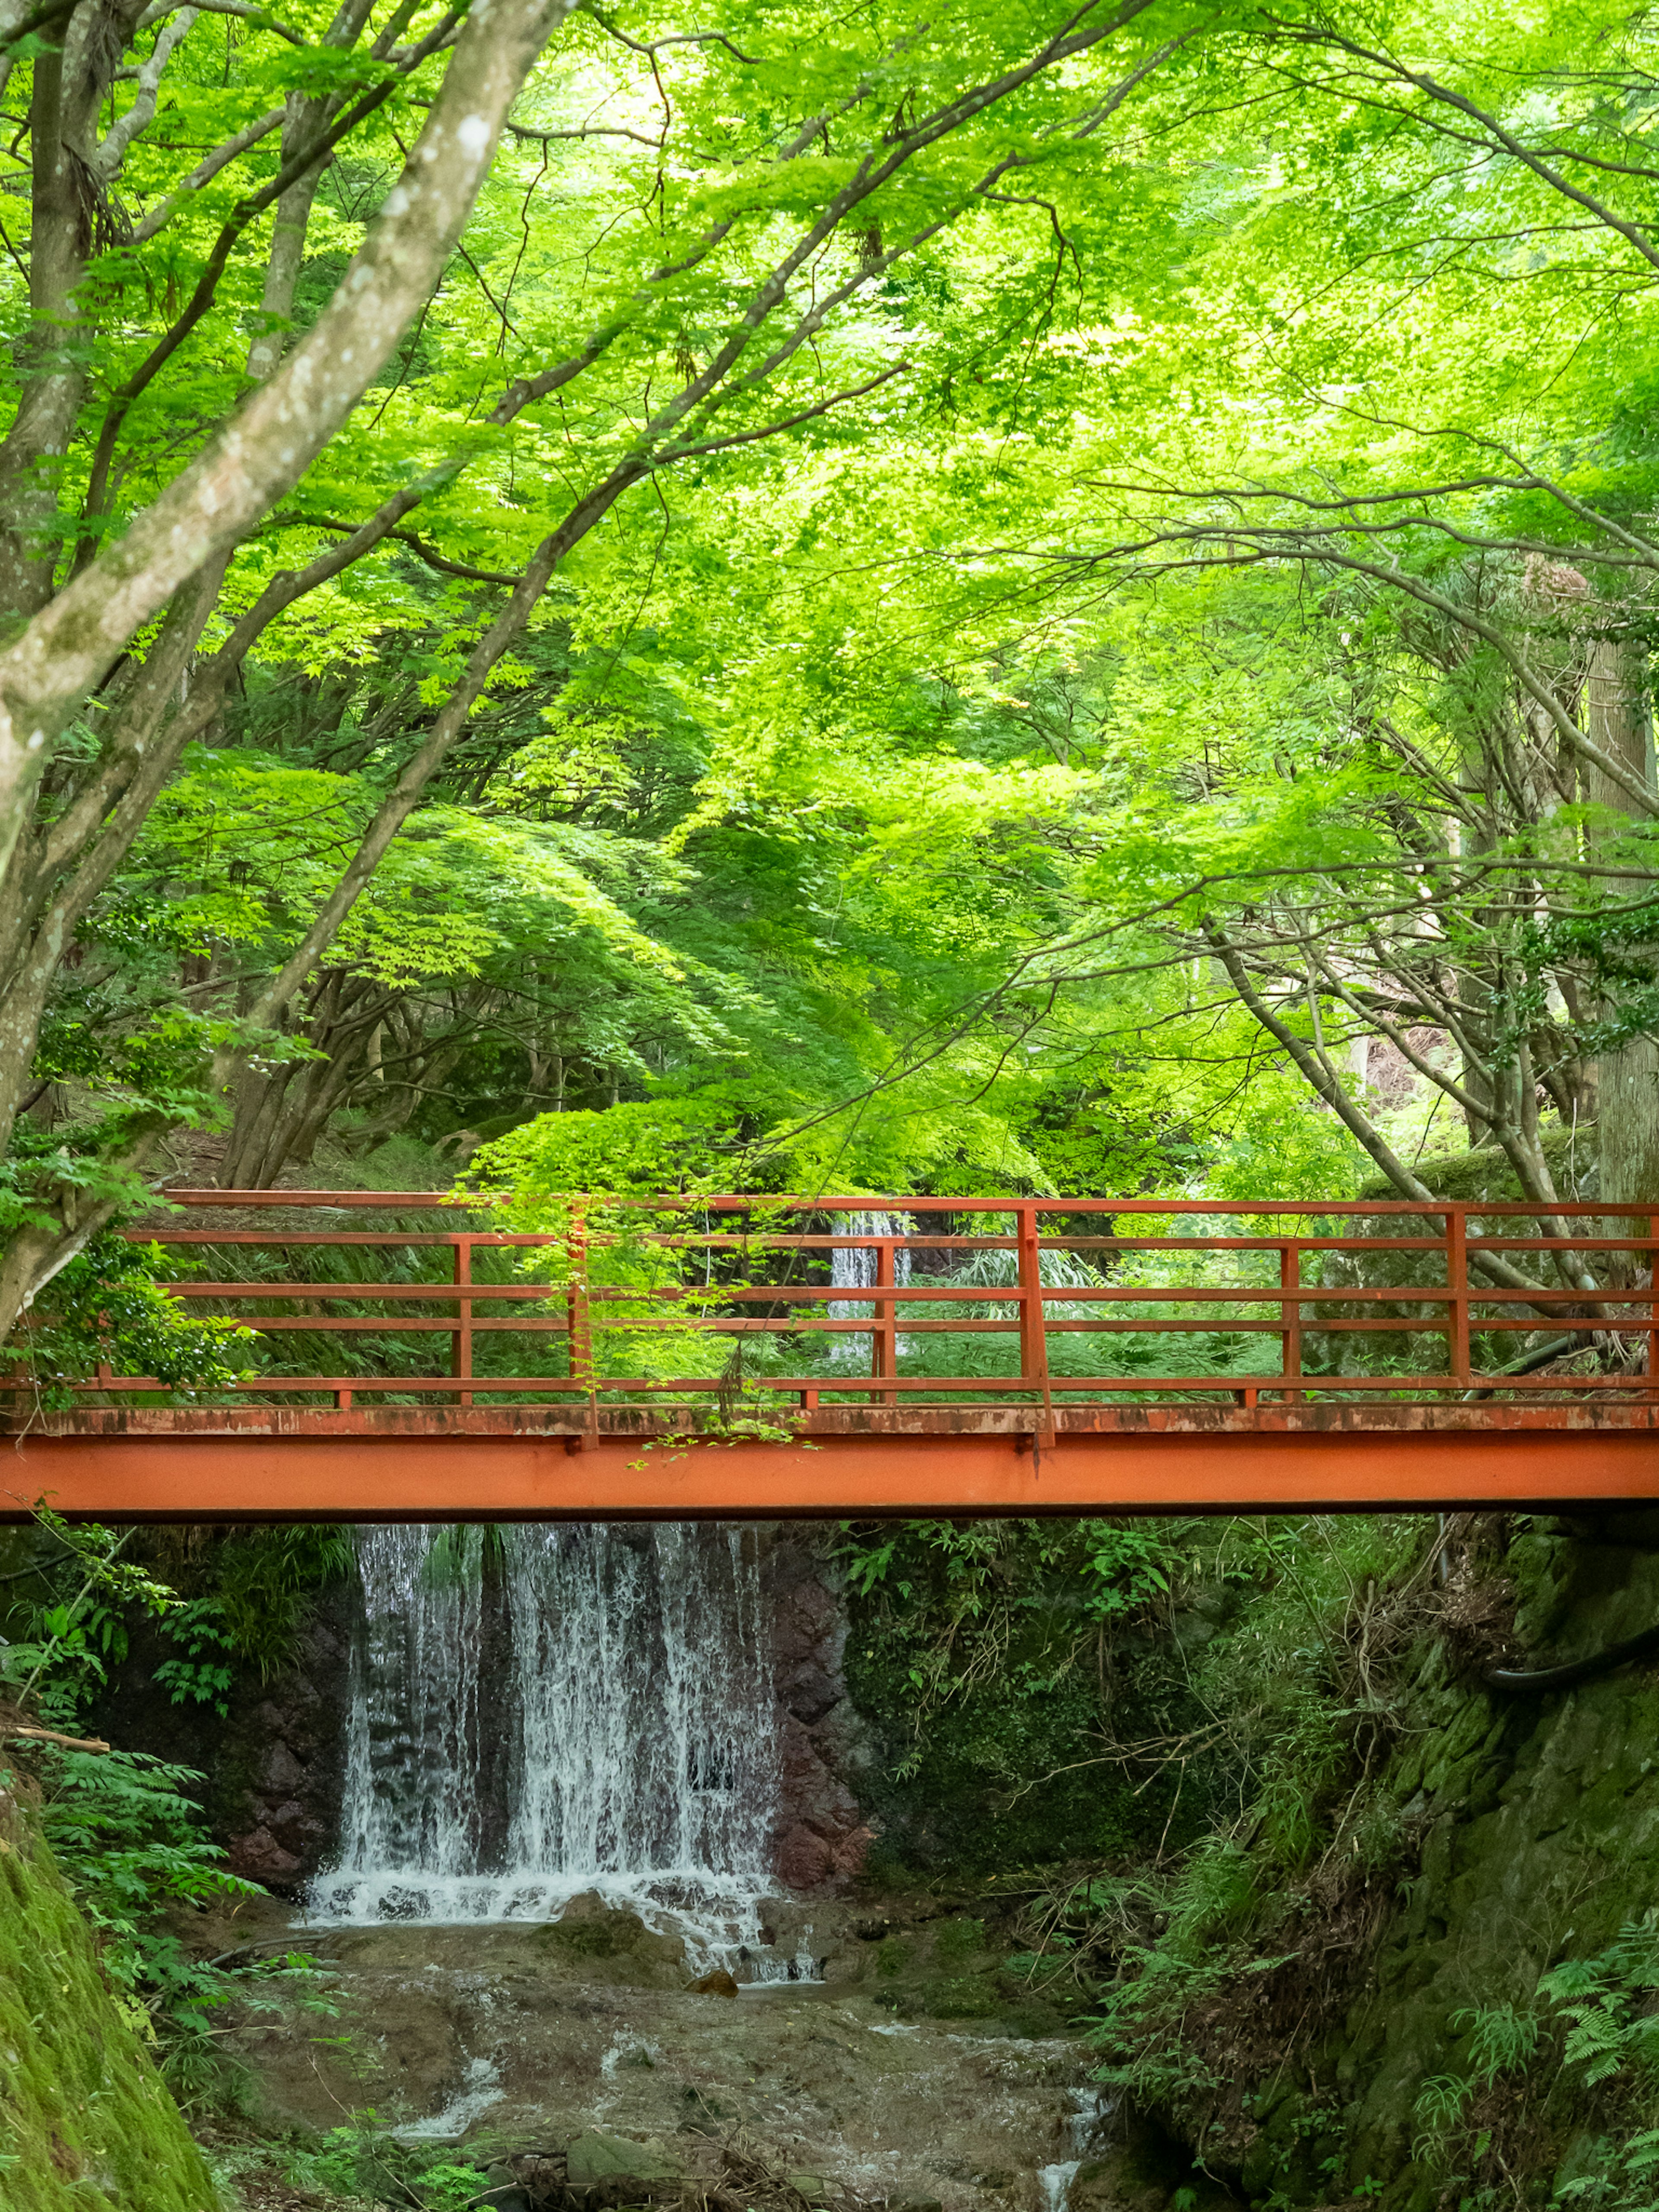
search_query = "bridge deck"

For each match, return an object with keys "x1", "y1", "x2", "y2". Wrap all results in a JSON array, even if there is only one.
[
  {"x1": 8, "y1": 1191, "x2": 1659, "y2": 1519},
  {"x1": 6, "y1": 1404, "x2": 1659, "y2": 1521}
]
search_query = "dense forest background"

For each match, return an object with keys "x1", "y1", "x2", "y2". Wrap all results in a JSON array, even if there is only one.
[
  {"x1": 0, "y1": 0, "x2": 1654, "y2": 1325},
  {"x1": 6, "y1": 2, "x2": 1659, "y2": 2208}
]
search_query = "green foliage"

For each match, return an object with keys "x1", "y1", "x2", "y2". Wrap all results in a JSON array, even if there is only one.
[
  {"x1": 1403, "y1": 1927, "x2": 1659, "y2": 2191},
  {"x1": 934, "y1": 1516, "x2": 1434, "y2": 2146},
  {"x1": 0, "y1": 1510, "x2": 337, "y2": 2103},
  {"x1": 211, "y1": 1524, "x2": 355, "y2": 1681},
  {"x1": 153, "y1": 1525, "x2": 354, "y2": 1708},
  {"x1": 841, "y1": 1516, "x2": 1200, "y2": 1869},
  {"x1": 151, "y1": 1599, "x2": 238, "y2": 1716},
  {"x1": 18, "y1": 1738, "x2": 333, "y2": 2109},
  {"x1": 0, "y1": 1512, "x2": 183, "y2": 1725},
  {"x1": 32, "y1": 1746, "x2": 259, "y2": 2005},
  {"x1": 9, "y1": 0, "x2": 1659, "y2": 1338},
  {"x1": 285, "y1": 2121, "x2": 495, "y2": 2209},
  {"x1": 7, "y1": 1236, "x2": 252, "y2": 1410},
  {"x1": 1543, "y1": 1921, "x2": 1659, "y2": 2089},
  {"x1": 1555, "y1": 2131, "x2": 1659, "y2": 2212},
  {"x1": 1459, "y1": 2002, "x2": 1545, "y2": 2087}
]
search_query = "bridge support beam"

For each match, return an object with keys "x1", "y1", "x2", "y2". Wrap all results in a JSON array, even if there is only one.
[{"x1": 3, "y1": 1424, "x2": 1659, "y2": 1522}]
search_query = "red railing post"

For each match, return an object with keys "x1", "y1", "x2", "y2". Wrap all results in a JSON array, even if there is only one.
[
  {"x1": 1017, "y1": 1204, "x2": 1055, "y2": 1446},
  {"x1": 452, "y1": 1237, "x2": 473, "y2": 1408},
  {"x1": 871, "y1": 1236, "x2": 897, "y2": 1408},
  {"x1": 567, "y1": 1203, "x2": 597, "y2": 1440},
  {"x1": 1280, "y1": 1242, "x2": 1302, "y2": 1404},
  {"x1": 1447, "y1": 1205, "x2": 1470, "y2": 1388}
]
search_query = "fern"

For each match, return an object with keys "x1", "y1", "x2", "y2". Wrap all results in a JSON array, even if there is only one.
[
  {"x1": 1453, "y1": 2002, "x2": 1542, "y2": 2086},
  {"x1": 1541, "y1": 1917, "x2": 1659, "y2": 2088}
]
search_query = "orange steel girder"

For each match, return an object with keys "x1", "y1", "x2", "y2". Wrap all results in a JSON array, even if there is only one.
[{"x1": 6, "y1": 1418, "x2": 1659, "y2": 1521}]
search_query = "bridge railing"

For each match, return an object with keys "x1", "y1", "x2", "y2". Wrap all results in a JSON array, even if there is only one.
[{"x1": 22, "y1": 1190, "x2": 1656, "y2": 1428}]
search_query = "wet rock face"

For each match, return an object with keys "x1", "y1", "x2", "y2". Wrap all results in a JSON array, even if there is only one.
[
  {"x1": 764, "y1": 1533, "x2": 876, "y2": 1892},
  {"x1": 219, "y1": 1587, "x2": 355, "y2": 1889},
  {"x1": 86, "y1": 1570, "x2": 355, "y2": 1894}
]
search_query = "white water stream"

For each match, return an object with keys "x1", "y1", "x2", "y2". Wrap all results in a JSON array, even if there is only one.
[
  {"x1": 308, "y1": 1522, "x2": 801, "y2": 1974},
  {"x1": 1037, "y1": 2088, "x2": 1119, "y2": 2212}
]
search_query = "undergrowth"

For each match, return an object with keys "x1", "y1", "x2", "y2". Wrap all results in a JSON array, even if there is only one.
[
  {"x1": 845, "y1": 1508, "x2": 1591, "y2": 2208},
  {"x1": 0, "y1": 1510, "x2": 338, "y2": 2107},
  {"x1": 1062, "y1": 1517, "x2": 1508, "y2": 2161}
]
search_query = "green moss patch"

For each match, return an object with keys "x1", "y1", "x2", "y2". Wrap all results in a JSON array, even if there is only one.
[{"x1": 0, "y1": 1785, "x2": 219, "y2": 2210}]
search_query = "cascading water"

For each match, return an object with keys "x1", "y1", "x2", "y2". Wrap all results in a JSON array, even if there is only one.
[
  {"x1": 1037, "y1": 2088, "x2": 1119, "y2": 2212},
  {"x1": 309, "y1": 1522, "x2": 797, "y2": 1974},
  {"x1": 829, "y1": 1210, "x2": 912, "y2": 1366}
]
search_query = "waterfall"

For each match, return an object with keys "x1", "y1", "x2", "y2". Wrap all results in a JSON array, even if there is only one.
[
  {"x1": 309, "y1": 1522, "x2": 788, "y2": 1968},
  {"x1": 829, "y1": 1210, "x2": 912, "y2": 1366}
]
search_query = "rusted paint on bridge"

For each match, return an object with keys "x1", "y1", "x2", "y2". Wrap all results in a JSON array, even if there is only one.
[
  {"x1": 6, "y1": 1405, "x2": 1659, "y2": 1522},
  {"x1": 8, "y1": 1190, "x2": 1659, "y2": 1520}
]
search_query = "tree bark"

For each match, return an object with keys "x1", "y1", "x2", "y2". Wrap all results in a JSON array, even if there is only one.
[
  {"x1": 1584, "y1": 637, "x2": 1659, "y2": 1205},
  {"x1": 0, "y1": 1, "x2": 139, "y2": 620}
]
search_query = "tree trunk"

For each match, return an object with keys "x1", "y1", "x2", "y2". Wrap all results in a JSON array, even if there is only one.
[{"x1": 1585, "y1": 638, "x2": 1659, "y2": 1205}]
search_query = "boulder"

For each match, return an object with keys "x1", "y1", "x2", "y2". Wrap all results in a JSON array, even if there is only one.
[
  {"x1": 532, "y1": 1894, "x2": 687, "y2": 1985},
  {"x1": 566, "y1": 2132, "x2": 682, "y2": 2187},
  {"x1": 686, "y1": 1967, "x2": 740, "y2": 1997}
]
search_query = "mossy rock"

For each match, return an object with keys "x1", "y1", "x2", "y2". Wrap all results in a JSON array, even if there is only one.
[
  {"x1": 566, "y1": 2131, "x2": 682, "y2": 2185},
  {"x1": 931, "y1": 1916, "x2": 988, "y2": 1967},
  {"x1": 540, "y1": 1916, "x2": 634, "y2": 1960},
  {"x1": 0, "y1": 1784, "x2": 220, "y2": 2210},
  {"x1": 993, "y1": 1997, "x2": 1070, "y2": 2038},
  {"x1": 1356, "y1": 1124, "x2": 1592, "y2": 1202},
  {"x1": 529, "y1": 1895, "x2": 683, "y2": 1983},
  {"x1": 1071, "y1": 2114, "x2": 1238, "y2": 2212},
  {"x1": 919, "y1": 1974, "x2": 1001, "y2": 2019}
]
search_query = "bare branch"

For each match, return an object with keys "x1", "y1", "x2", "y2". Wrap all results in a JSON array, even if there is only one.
[
  {"x1": 1004, "y1": 521, "x2": 1659, "y2": 815},
  {"x1": 137, "y1": 0, "x2": 304, "y2": 40},
  {"x1": 505, "y1": 117, "x2": 664, "y2": 148},
  {"x1": 656, "y1": 362, "x2": 910, "y2": 463},
  {"x1": 94, "y1": 7, "x2": 201, "y2": 184},
  {"x1": 130, "y1": 105, "x2": 286, "y2": 244},
  {"x1": 1205, "y1": 922, "x2": 1446, "y2": 1205},
  {"x1": 78, "y1": 6, "x2": 474, "y2": 544},
  {"x1": 298, "y1": 516, "x2": 521, "y2": 584},
  {"x1": 1264, "y1": 22, "x2": 1659, "y2": 278}
]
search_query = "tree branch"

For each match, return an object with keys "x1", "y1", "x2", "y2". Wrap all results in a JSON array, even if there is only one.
[
  {"x1": 0, "y1": 0, "x2": 571, "y2": 885},
  {"x1": 130, "y1": 104, "x2": 286, "y2": 244}
]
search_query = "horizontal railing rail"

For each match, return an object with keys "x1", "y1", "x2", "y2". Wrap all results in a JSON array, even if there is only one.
[{"x1": 12, "y1": 1190, "x2": 1659, "y2": 1438}]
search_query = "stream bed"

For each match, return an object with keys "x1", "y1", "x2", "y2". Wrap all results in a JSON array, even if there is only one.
[{"x1": 204, "y1": 1887, "x2": 1118, "y2": 2212}]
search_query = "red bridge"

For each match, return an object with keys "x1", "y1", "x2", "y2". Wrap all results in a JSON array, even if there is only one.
[{"x1": 6, "y1": 1191, "x2": 1659, "y2": 1522}]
